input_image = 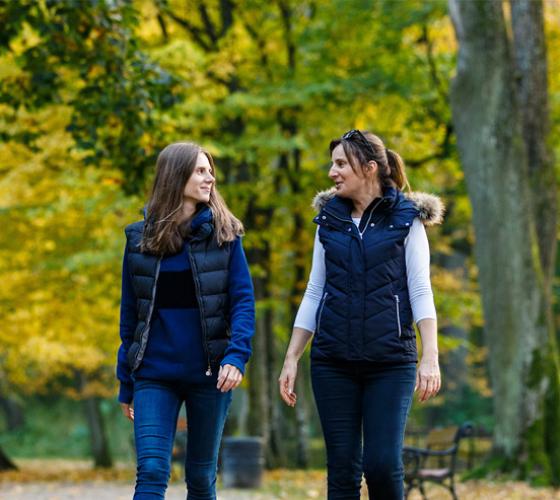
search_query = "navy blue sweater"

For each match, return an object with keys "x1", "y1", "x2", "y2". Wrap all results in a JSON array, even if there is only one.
[{"x1": 117, "y1": 221, "x2": 255, "y2": 404}]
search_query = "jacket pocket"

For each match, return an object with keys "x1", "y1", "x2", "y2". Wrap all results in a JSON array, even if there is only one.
[
  {"x1": 394, "y1": 295, "x2": 402, "y2": 338},
  {"x1": 316, "y1": 292, "x2": 328, "y2": 335}
]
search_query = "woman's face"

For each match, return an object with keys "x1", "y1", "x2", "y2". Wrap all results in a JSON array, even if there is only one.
[
  {"x1": 329, "y1": 144, "x2": 370, "y2": 198},
  {"x1": 183, "y1": 152, "x2": 215, "y2": 204}
]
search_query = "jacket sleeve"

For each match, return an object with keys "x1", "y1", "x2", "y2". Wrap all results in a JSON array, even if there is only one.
[
  {"x1": 116, "y1": 243, "x2": 137, "y2": 404},
  {"x1": 220, "y1": 237, "x2": 255, "y2": 374}
]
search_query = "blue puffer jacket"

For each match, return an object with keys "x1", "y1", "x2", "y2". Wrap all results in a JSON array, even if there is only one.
[{"x1": 310, "y1": 186, "x2": 444, "y2": 364}]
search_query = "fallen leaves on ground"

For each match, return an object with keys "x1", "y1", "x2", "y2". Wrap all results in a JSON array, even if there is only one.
[{"x1": 1, "y1": 460, "x2": 559, "y2": 499}]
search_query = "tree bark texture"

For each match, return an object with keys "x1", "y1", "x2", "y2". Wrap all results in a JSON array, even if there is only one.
[
  {"x1": 449, "y1": 0, "x2": 560, "y2": 483},
  {"x1": 510, "y1": 0, "x2": 557, "y2": 290}
]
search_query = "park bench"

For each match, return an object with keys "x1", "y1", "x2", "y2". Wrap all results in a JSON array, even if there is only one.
[{"x1": 403, "y1": 422, "x2": 474, "y2": 500}]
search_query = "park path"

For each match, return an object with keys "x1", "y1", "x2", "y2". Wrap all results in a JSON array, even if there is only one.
[
  {"x1": 0, "y1": 481, "x2": 273, "y2": 499},
  {"x1": 3, "y1": 480, "x2": 560, "y2": 499}
]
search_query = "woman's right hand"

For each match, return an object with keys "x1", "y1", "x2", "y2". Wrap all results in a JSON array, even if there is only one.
[
  {"x1": 120, "y1": 402, "x2": 134, "y2": 421},
  {"x1": 278, "y1": 357, "x2": 298, "y2": 407}
]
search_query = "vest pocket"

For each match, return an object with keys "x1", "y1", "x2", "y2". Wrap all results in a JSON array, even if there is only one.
[
  {"x1": 316, "y1": 292, "x2": 328, "y2": 335},
  {"x1": 394, "y1": 295, "x2": 402, "y2": 338}
]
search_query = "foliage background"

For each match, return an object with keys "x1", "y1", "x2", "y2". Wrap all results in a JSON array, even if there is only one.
[{"x1": 0, "y1": 0, "x2": 558, "y2": 468}]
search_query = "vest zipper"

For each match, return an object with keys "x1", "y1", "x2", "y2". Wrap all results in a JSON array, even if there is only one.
[
  {"x1": 188, "y1": 245, "x2": 213, "y2": 376},
  {"x1": 394, "y1": 294, "x2": 402, "y2": 338},
  {"x1": 323, "y1": 200, "x2": 384, "y2": 355},
  {"x1": 316, "y1": 292, "x2": 328, "y2": 335},
  {"x1": 135, "y1": 257, "x2": 162, "y2": 370},
  {"x1": 358, "y1": 198, "x2": 383, "y2": 238}
]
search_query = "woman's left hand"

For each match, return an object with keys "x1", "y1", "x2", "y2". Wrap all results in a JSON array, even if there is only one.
[
  {"x1": 415, "y1": 354, "x2": 441, "y2": 402},
  {"x1": 217, "y1": 364, "x2": 243, "y2": 392}
]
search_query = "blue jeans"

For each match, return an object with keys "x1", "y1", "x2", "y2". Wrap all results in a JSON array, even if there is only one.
[
  {"x1": 311, "y1": 360, "x2": 416, "y2": 500},
  {"x1": 132, "y1": 378, "x2": 232, "y2": 500}
]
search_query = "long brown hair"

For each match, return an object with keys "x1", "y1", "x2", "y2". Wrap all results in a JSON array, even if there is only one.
[
  {"x1": 140, "y1": 142, "x2": 244, "y2": 255},
  {"x1": 329, "y1": 130, "x2": 411, "y2": 192}
]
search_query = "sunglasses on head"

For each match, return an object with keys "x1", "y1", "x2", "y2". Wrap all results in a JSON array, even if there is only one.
[
  {"x1": 341, "y1": 129, "x2": 377, "y2": 159},
  {"x1": 342, "y1": 129, "x2": 367, "y2": 141}
]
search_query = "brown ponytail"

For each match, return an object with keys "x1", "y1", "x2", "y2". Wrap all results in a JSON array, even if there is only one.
[
  {"x1": 330, "y1": 130, "x2": 411, "y2": 192},
  {"x1": 385, "y1": 148, "x2": 410, "y2": 192}
]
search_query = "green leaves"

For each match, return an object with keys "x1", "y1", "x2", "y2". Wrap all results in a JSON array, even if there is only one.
[{"x1": 0, "y1": 0, "x2": 180, "y2": 192}]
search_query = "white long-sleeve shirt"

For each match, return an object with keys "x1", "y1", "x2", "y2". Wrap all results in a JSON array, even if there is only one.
[{"x1": 294, "y1": 217, "x2": 436, "y2": 332}]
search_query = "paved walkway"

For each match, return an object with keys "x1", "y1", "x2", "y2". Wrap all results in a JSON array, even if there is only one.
[
  {"x1": 0, "y1": 482, "x2": 272, "y2": 499},
  {"x1": 3, "y1": 480, "x2": 560, "y2": 499}
]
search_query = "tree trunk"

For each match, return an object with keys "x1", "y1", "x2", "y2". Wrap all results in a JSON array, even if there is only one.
[
  {"x1": 78, "y1": 373, "x2": 113, "y2": 468},
  {"x1": 448, "y1": 0, "x2": 560, "y2": 483},
  {"x1": 0, "y1": 396, "x2": 24, "y2": 430},
  {"x1": 510, "y1": 0, "x2": 560, "y2": 481},
  {"x1": 265, "y1": 296, "x2": 287, "y2": 468},
  {"x1": 510, "y1": 0, "x2": 557, "y2": 290},
  {"x1": 83, "y1": 397, "x2": 113, "y2": 468},
  {"x1": 290, "y1": 209, "x2": 311, "y2": 469},
  {"x1": 0, "y1": 446, "x2": 16, "y2": 471},
  {"x1": 246, "y1": 244, "x2": 272, "y2": 465}
]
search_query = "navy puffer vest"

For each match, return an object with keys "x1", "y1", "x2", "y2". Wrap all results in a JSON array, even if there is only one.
[
  {"x1": 124, "y1": 207, "x2": 232, "y2": 372},
  {"x1": 311, "y1": 186, "x2": 437, "y2": 364}
]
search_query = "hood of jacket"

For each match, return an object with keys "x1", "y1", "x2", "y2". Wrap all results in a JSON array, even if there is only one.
[{"x1": 311, "y1": 187, "x2": 445, "y2": 227}]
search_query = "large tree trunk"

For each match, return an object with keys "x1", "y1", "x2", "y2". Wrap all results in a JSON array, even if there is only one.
[
  {"x1": 510, "y1": 1, "x2": 560, "y2": 481},
  {"x1": 448, "y1": 0, "x2": 560, "y2": 483},
  {"x1": 510, "y1": 0, "x2": 557, "y2": 290}
]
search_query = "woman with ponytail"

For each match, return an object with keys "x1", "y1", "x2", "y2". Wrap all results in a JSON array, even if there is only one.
[
  {"x1": 279, "y1": 130, "x2": 444, "y2": 499},
  {"x1": 116, "y1": 142, "x2": 255, "y2": 499}
]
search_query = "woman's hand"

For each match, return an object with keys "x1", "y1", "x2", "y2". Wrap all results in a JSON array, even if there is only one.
[
  {"x1": 415, "y1": 353, "x2": 441, "y2": 402},
  {"x1": 217, "y1": 364, "x2": 243, "y2": 392},
  {"x1": 120, "y1": 402, "x2": 134, "y2": 421},
  {"x1": 278, "y1": 357, "x2": 298, "y2": 407}
]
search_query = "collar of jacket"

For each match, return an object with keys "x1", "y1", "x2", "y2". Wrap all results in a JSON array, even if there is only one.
[
  {"x1": 190, "y1": 205, "x2": 214, "y2": 241},
  {"x1": 316, "y1": 186, "x2": 398, "y2": 222},
  {"x1": 141, "y1": 204, "x2": 214, "y2": 241},
  {"x1": 312, "y1": 186, "x2": 445, "y2": 227}
]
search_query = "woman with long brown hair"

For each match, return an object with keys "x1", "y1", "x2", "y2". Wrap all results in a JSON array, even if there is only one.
[
  {"x1": 116, "y1": 142, "x2": 255, "y2": 499},
  {"x1": 279, "y1": 130, "x2": 443, "y2": 499}
]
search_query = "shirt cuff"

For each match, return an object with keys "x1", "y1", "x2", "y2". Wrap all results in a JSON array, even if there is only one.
[
  {"x1": 220, "y1": 356, "x2": 246, "y2": 375},
  {"x1": 118, "y1": 382, "x2": 134, "y2": 404}
]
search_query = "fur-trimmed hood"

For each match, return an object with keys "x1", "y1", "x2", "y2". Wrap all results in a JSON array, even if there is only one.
[{"x1": 312, "y1": 188, "x2": 445, "y2": 227}]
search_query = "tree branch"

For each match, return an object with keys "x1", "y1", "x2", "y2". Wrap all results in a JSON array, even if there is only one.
[
  {"x1": 198, "y1": 2, "x2": 217, "y2": 45},
  {"x1": 406, "y1": 122, "x2": 454, "y2": 168},
  {"x1": 159, "y1": 0, "x2": 210, "y2": 51}
]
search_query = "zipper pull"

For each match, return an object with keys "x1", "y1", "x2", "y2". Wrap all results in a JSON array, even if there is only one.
[
  {"x1": 395, "y1": 295, "x2": 400, "y2": 303},
  {"x1": 205, "y1": 364, "x2": 212, "y2": 376}
]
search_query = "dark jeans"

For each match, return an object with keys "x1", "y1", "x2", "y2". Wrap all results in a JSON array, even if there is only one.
[
  {"x1": 311, "y1": 360, "x2": 416, "y2": 500},
  {"x1": 132, "y1": 378, "x2": 232, "y2": 500}
]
